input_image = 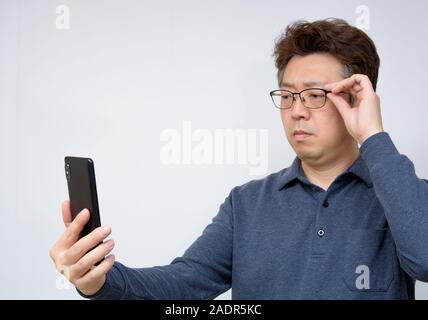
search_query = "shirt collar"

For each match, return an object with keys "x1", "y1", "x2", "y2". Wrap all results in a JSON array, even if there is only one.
[{"x1": 277, "y1": 154, "x2": 373, "y2": 191}]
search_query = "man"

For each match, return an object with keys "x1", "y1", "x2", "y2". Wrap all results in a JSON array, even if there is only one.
[{"x1": 50, "y1": 18, "x2": 428, "y2": 299}]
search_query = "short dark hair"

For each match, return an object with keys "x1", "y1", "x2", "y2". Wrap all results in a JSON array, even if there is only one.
[{"x1": 273, "y1": 18, "x2": 380, "y2": 90}]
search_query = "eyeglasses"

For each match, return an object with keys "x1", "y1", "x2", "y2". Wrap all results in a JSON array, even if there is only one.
[{"x1": 269, "y1": 88, "x2": 332, "y2": 110}]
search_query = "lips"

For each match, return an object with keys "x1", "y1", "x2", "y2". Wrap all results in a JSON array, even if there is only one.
[
  {"x1": 293, "y1": 130, "x2": 312, "y2": 135},
  {"x1": 293, "y1": 130, "x2": 312, "y2": 141}
]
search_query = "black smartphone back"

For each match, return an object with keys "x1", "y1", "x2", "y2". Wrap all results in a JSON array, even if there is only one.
[{"x1": 64, "y1": 156, "x2": 101, "y2": 238}]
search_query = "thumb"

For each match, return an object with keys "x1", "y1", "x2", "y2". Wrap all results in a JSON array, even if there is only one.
[
  {"x1": 61, "y1": 200, "x2": 72, "y2": 228},
  {"x1": 327, "y1": 93, "x2": 352, "y2": 122}
]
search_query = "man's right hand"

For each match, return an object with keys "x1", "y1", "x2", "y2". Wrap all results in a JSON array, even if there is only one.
[{"x1": 49, "y1": 200, "x2": 116, "y2": 296}]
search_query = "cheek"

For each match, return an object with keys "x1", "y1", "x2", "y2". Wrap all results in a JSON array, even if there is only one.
[
  {"x1": 280, "y1": 111, "x2": 293, "y2": 135},
  {"x1": 316, "y1": 106, "x2": 348, "y2": 141},
  {"x1": 328, "y1": 106, "x2": 348, "y2": 132},
  {"x1": 325, "y1": 99, "x2": 343, "y2": 118}
]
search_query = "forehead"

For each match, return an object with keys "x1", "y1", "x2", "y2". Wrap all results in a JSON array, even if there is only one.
[{"x1": 282, "y1": 53, "x2": 344, "y2": 88}]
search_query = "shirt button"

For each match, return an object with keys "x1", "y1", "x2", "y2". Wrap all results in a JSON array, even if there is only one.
[
  {"x1": 317, "y1": 228, "x2": 325, "y2": 237},
  {"x1": 322, "y1": 199, "x2": 329, "y2": 207}
]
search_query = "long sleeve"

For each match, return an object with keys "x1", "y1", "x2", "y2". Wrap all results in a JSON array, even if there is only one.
[
  {"x1": 77, "y1": 189, "x2": 235, "y2": 300},
  {"x1": 360, "y1": 131, "x2": 428, "y2": 281}
]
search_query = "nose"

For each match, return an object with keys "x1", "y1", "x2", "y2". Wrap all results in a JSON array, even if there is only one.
[{"x1": 290, "y1": 95, "x2": 310, "y2": 120}]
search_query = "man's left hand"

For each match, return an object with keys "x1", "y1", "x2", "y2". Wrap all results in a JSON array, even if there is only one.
[{"x1": 325, "y1": 74, "x2": 384, "y2": 145}]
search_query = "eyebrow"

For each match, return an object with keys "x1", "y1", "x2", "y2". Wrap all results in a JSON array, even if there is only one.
[{"x1": 281, "y1": 81, "x2": 326, "y2": 89}]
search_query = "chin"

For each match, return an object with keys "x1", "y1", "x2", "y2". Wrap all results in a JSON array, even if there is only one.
[{"x1": 295, "y1": 147, "x2": 322, "y2": 160}]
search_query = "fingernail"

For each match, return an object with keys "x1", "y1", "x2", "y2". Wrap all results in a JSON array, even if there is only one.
[
  {"x1": 106, "y1": 239, "x2": 115, "y2": 248},
  {"x1": 100, "y1": 226, "x2": 111, "y2": 236}
]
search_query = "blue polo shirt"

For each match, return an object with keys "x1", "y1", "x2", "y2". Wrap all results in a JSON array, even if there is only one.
[{"x1": 80, "y1": 132, "x2": 428, "y2": 299}]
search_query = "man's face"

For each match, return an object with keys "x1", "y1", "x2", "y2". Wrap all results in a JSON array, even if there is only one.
[{"x1": 280, "y1": 53, "x2": 354, "y2": 162}]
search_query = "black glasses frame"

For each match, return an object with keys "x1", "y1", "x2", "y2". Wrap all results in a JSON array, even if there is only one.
[{"x1": 269, "y1": 88, "x2": 332, "y2": 110}]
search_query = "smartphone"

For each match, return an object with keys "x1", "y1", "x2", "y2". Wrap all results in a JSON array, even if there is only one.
[{"x1": 64, "y1": 156, "x2": 102, "y2": 239}]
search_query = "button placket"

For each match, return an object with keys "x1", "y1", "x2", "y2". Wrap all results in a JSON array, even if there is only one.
[{"x1": 311, "y1": 195, "x2": 330, "y2": 255}]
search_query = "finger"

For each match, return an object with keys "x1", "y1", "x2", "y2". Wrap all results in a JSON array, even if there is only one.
[
  {"x1": 63, "y1": 226, "x2": 112, "y2": 265},
  {"x1": 62, "y1": 200, "x2": 72, "y2": 228},
  {"x1": 326, "y1": 79, "x2": 358, "y2": 95},
  {"x1": 332, "y1": 74, "x2": 372, "y2": 94},
  {"x1": 56, "y1": 264, "x2": 71, "y2": 278},
  {"x1": 57, "y1": 208, "x2": 90, "y2": 249},
  {"x1": 70, "y1": 239, "x2": 115, "y2": 280},
  {"x1": 349, "y1": 87, "x2": 360, "y2": 97},
  {"x1": 324, "y1": 81, "x2": 338, "y2": 90},
  {"x1": 327, "y1": 92, "x2": 353, "y2": 122},
  {"x1": 331, "y1": 77, "x2": 357, "y2": 93},
  {"x1": 75, "y1": 254, "x2": 115, "y2": 289}
]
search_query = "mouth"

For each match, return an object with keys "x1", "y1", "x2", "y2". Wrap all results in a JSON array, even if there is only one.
[{"x1": 293, "y1": 130, "x2": 313, "y2": 141}]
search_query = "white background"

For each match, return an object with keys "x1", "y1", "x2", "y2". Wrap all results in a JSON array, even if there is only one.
[{"x1": 1, "y1": 0, "x2": 428, "y2": 299}]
